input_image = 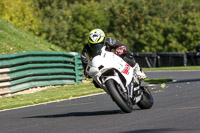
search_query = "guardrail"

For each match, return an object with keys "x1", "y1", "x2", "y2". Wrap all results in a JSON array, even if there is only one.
[
  {"x1": 0, "y1": 51, "x2": 83, "y2": 95},
  {"x1": 134, "y1": 52, "x2": 200, "y2": 68}
]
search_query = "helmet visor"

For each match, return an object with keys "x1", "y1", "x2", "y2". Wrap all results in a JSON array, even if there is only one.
[{"x1": 88, "y1": 43, "x2": 104, "y2": 60}]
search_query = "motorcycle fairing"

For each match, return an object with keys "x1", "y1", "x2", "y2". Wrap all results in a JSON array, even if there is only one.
[{"x1": 86, "y1": 46, "x2": 133, "y2": 87}]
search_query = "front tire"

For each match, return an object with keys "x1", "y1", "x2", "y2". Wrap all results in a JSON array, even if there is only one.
[{"x1": 105, "y1": 79, "x2": 133, "y2": 113}]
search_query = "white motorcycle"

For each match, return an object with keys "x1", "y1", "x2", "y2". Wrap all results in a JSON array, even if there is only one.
[{"x1": 86, "y1": 44, "x2": 154, "y2": 113}]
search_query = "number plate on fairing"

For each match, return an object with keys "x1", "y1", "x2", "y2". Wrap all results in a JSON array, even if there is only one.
[{"x1": 122, "y1": 64, "x2": 130, "y2": 75}]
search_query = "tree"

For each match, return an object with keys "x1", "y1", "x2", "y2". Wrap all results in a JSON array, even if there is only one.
[
  {"x1": 0, "y1": 0, "x2": 42, "y2": 35},
  {"x1": 65, "y1": 0, "x2": 112, "y2": 52},
  {"x1": 36, "y1": 0, "x2": 71, "y2": 50}
]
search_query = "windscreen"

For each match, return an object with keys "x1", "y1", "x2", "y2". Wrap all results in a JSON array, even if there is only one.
[{"x1": 88, "y1": 44, "x2": 104, "y2": 60}]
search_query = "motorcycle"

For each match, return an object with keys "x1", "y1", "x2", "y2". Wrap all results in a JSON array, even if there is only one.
[{"x1": 85, "y1": 44, "x2": 154, "y2": 113}]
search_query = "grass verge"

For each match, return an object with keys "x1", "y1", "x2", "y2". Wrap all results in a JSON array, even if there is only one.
[
  {"x1": 0, "y1": 19, "x2": 64, "y2": 55},
  {"x1": 144, "y1": 78, "x2": 173, "y2": 84},
  {"x1": 0, "y1": 83, "x2": 103, "y2": 110},
  {"x1": 143, "y1": 66, "x2": 200, "y2": 71}
]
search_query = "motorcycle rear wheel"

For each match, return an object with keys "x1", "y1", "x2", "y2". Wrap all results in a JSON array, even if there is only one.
[
  {"x1": 137, "y1": 86, "x2": 154, "y2": 109},
  {"x1": 105, "y1": 79, "x2": 133, "y2": 113}
]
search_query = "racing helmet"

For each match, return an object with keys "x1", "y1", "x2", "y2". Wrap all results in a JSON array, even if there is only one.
[{"x1": 88, "y1": 29, "x2": 105, "y2": 46}]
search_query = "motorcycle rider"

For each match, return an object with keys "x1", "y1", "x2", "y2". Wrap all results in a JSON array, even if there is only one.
[{"x1": 81, "y1": 29, "x2": 146, "y2": 84}]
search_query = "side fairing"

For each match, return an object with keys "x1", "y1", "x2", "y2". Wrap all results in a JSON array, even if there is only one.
[{"x1": 87, "y1": 50, "x2": 133, "y2": 86}]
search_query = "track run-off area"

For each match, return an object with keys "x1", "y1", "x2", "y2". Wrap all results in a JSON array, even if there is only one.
[{"x1": 0, "y1": 70, "x2": 200, "y2": 133}]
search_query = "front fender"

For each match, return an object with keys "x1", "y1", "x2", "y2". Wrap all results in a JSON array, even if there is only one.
[{"x1": 104, "y1": 76, "x2": 121, "y2": 85}]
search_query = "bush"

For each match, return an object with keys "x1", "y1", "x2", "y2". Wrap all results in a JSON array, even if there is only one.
[
  {"x1": 0, "y1": 0, "x2": 42, "y2": 35},
  {"x1": 109, "y1": 0, "x2": 200, "y2": 52}
]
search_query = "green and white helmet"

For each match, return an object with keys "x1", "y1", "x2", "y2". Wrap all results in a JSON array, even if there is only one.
[{"x1": 88, "y1": 29, "x2": 105, "y2": 46}]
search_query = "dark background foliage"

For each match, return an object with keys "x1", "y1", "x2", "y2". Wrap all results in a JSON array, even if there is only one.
[{"x1": 1, "y1": 0, "x2": 200, "y2": 53}]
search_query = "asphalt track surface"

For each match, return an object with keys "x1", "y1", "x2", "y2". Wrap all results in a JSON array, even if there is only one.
[{"x1": 0, "y1": 71, "x2": 200, "y2": 133}]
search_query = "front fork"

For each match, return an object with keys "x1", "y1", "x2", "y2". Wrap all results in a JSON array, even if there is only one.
[
  {"x1": 114, "y1": 71, "x2": 127, "y2": 93},
  {"x1": 114, "y1": 71, "x2": 133, "y2": 106}
]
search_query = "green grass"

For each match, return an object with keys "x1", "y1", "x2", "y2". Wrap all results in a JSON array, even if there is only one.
[
  {"x1": 0, "y1": 83, "x2": 104, "y2": 110},
  {"x1": 144, "y1": 78, "x2": 173, "y2": 84},
  {"x1": 143, "y1": 66, "x2": 200, "y2": 71},
  {"x1": 0, "y1": 18, "x2": 64, "y2": 55}
]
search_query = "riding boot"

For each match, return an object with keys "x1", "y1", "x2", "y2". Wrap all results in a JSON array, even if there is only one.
[{"x1": 133, "y1": 63, "x2": 147, "y2": 80}]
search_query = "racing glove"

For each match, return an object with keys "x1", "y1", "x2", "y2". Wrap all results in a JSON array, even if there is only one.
[{"x1": 115, "y1": 46, "x2": 127, "y2": 55}]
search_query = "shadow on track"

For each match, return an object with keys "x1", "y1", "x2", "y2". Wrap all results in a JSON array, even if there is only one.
[
  {"x1": 122, "y1": 128, "x2": 197, "y2": 133},
  {"x1": 24, "y1": 110, "x2": 123, "y2": 118}
]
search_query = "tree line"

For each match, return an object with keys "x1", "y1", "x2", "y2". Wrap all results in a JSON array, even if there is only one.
[{"x1": 1, "y1": 0, "x2": 200, "y2": 53}]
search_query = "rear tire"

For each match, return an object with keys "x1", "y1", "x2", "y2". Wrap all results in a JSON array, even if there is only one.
[
  {"x1": 137, "y1": 86, "x2": 154, "y2": 109},
  {"x1": 105, "y1": 79, "x2": 133, "y2": 113}
]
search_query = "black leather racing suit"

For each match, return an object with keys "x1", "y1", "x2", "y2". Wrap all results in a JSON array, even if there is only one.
[{"x1": 81, "y1": 37, "x2": 136, "y2": 70}]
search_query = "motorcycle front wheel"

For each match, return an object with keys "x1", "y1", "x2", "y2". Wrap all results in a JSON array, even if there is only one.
[{"x1": 105, "y1": 79, "x2": 133, "y2": 113}]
